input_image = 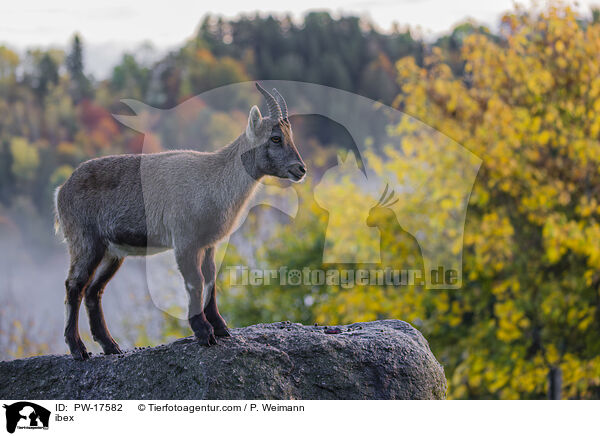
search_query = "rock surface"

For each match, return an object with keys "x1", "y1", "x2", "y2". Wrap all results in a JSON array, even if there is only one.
[{"x1": 0, "y1": 320, "x2": 446, "y2": 400}]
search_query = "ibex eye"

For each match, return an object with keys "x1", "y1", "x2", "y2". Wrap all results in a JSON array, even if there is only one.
[{"x1": 271, "y1": 136, "x2": 281, "y2": 143}]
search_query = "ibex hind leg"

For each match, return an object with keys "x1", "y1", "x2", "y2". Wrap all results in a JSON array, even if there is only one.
[
  {"x1": 202, "y1": 247, "x2": 230, "y2": 337},
  {"x1": 64, "y1": 239, "x2": 105, "y2": 360},
  {"x1": 84, "y1": 255, "x2": 124, "y2": 355}
]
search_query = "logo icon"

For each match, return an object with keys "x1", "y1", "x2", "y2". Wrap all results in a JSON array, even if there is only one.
[{"x1": 3, "y1": 402, "x2": 50, "y2": 434}]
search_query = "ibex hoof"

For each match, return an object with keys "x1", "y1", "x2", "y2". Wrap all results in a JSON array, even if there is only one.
[
  {"x1": 209, "y1": 333, "x2": 217, "y2": 345},
  {"x1": 207, "y1": 314, "x2": 230, "y2": 337},
  {"x1": 190, "y1": 314, "x2": 217, "y2": 346},
  {"x1": 72, "y1": 350, "x2": 90, "y2": 361},
  {"x1": 214, "y1": 327, "x2": 231, "y2": 337},
  {"x1": 102, "y1": 342, "x2": 123, "y2": 355},
  {"x1": 69, "y1": 340, "x2": 90, "y2": 361},
  {"x1": 195, "y1": 331, "x2": 217, "y2": 346}
]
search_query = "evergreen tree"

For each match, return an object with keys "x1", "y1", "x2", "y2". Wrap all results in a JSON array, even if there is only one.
[{"x1": 66, "y1": 34, "x2": 92, "y2": 103}]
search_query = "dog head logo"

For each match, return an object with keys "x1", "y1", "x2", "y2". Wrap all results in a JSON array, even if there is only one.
[{"x1": 3, "y1": 402, "x2": 50, "y2": 434}]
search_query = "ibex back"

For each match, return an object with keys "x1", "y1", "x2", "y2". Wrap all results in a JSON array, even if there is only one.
[{"x1": 54, "y1": 83, "x2": 306, "y2": 360}]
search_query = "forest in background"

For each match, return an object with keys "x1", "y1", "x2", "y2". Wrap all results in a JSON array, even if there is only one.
[{"x1": 1, "y1": 3, "x2": 600, "y2": 399}]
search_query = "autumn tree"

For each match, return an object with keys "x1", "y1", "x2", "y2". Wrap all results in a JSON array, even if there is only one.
[{"x1": 391, "y1": 4, "x2": 600, "y2": 398}]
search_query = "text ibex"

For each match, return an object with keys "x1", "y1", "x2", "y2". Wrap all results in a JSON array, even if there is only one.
[{"x1": 54, "y1": 84, "x2": 306, "y2": 360}]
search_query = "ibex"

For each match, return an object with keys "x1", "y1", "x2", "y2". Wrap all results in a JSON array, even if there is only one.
[{"x1": 54, "y1": 83, "x2": 306, "y2": 360}]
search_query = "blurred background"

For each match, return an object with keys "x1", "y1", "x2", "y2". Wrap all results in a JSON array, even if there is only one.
[{"x1": 1, "y1": 0, "x2": 600, "y2": 399}]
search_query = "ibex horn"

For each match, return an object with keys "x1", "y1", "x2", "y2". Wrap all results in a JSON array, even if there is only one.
[
  {"x1": 272, "y1": 88, "x2": 288, "y2": 121},
  {"x1": 255, "y1": 83, "x2": 282, "y2": 120}
]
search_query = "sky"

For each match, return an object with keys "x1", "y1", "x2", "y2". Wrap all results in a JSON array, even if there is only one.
[{"x1": 1, "y1": 0, "x2": 598, "y2": 77}]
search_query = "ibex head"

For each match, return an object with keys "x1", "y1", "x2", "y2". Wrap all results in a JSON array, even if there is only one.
[
  {"x1": 366, "y1": 184, "x2": 399, "y2": 227},
  {"x1": 243, "y1": 83, "x2": 306, "y2": 182}
]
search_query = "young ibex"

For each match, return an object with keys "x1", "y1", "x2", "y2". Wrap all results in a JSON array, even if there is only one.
[{"x1": 55, "y1": 83, "x2": 306, "y2": 360}]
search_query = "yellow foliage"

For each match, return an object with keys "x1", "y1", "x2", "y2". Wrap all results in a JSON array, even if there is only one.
[
  {"x1": 10, "y1": 137, "x2": 40, "y2": 181},
  {"x1": 387, "y1": 2, "x2": 600, "y2": 398}
]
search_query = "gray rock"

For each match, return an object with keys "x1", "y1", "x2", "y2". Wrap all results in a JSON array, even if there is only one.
[{"x1": 0, "y1": 320, "x2": 446, "y2": 399}]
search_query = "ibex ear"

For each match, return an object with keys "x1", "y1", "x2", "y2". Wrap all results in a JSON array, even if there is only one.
[{"x1": 246, "y1": 105, "x2": 262, "y2": 139}]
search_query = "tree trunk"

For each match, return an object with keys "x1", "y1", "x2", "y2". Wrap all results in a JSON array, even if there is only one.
[{"x1": 548, "y1": 366, "x2": 562, "y2": 400}]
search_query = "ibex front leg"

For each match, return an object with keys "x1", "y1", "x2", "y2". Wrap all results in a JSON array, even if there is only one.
[
  {"x1": 174, "y1": 244, "x2": 216, "y2": 346},
  {"x1": 202, "y1": 246, "x2": 230, "y2": 337}
]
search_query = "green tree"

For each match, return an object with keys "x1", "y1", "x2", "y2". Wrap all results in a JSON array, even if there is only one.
[
  {"x1": 27, "y1": 51, "x2": 59, "y2": 102},
  {"x1": 111, "y1": 54, "x2": 150, "y2": 100},
  {"x1": 66, "y1": 34, "x2": 92, "y2": 102}
]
